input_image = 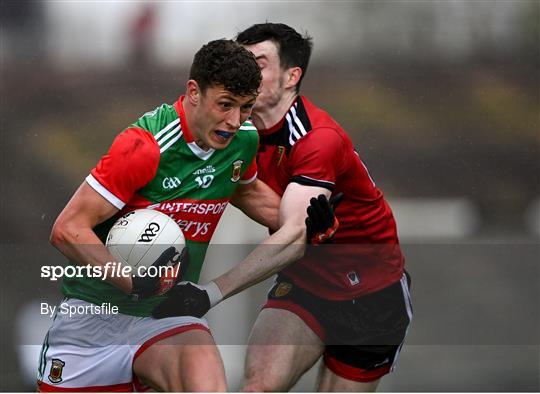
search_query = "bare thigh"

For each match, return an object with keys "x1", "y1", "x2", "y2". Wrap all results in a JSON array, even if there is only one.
[
  {"x1": 242, "y1": 308, "x2": 325, "y2": 392},
  {"x1": 133, "y1": 329, "x2": 226, "y2": 392}
]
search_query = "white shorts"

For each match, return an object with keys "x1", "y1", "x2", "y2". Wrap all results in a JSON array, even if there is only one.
[{"x1": 36, "y1": 298, "x2": 210, "y2": 392}]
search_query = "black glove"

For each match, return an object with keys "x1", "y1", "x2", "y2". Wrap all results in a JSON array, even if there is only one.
[
  {"x1": 305, "y1": 192, "x2": 343, "y2": 244},
  {"x1": 130, "y1": 246, "x2": 189, "y2": 301},
  {"x1": 151, "y1": 281, "x2": 223, "y2": 319}
]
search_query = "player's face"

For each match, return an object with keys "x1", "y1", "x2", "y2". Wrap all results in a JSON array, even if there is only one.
[
  {"x1": 243, "y1": 40, "x2": 288, "y2": 112},
  {"x1": 193, "y1": 84, "x2": 257, "y2": 150}
]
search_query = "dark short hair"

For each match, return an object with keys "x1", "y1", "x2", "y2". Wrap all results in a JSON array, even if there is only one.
[
  {"x1": 189, "y1": 39, "x2": 261, "y2": 96},
  {"x1": 236, "y1": 23, "x2": 313, "y2": 92}
]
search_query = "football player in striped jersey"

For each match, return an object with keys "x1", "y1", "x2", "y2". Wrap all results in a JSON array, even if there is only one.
[
  {"x1": 236, "y1": 23, "x2": 412, "y2": 392},
  {"x1": 175, "y1": 23, "x2": 413, "y2": 392}
]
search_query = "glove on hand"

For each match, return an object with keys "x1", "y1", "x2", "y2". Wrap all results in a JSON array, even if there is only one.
[
  {"x1": 130, "y1": 246, "x2": 189, "y2": 300},
  {"x1": 151, "y1": 281, "x2": 223, "y2": 319},
  {"x1": 305, "y1": 192, "x2": 343, "y2": 244}
]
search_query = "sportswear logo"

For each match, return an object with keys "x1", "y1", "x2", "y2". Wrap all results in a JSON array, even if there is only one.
[
  {"x1": 373, "y1": 358, "x2": 390, "y2": 368},
  {"x1": 286, "y1": 103, "x2": 309, "y2": 146},
  {"x1": 274, "y1": 282, "x2": 292, "y2": 297},
  {"x1": 138, "y1": 222, "x2": 160, "y2": 242},
  {"x1": 48, "y1": 358, "x2": 65, "y2": 383},
  {"x1": 193, "y1": 165, "x2": 216, "y2": 175},
  {"x1": 231, "y1": 160, "x2": 243, "y2": 182},
  {"x1": 347, "y1": 271, "x2": 360, "y2": 286},
  {"x1": 276, "y1": 146, "x2": 286, "y2": 166},
  {"x1": 163, "y1": 177, "x2": 182, "y2": 189},
  {"x1": 154, "y1": 118, "x2": 182, "y2": 154}
]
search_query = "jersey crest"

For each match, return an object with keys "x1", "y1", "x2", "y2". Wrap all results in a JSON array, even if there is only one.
[
  {"x1": 231, "y1": 160, "x2": 243, "y2": 182},
  {"x1": 48, "y1": 359, "x2": 65, "y2": 383}
]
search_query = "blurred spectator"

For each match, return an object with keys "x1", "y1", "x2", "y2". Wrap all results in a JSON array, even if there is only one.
[{"x1": 129, "y1": 4, "x2": 156, "y2": 66}]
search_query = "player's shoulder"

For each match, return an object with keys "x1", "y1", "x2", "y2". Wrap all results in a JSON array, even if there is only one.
[
  {"x1": 238, "y1": 119, "x2": 258, "y2": 134},
  {"x1": 133, "y1": 103, "x2": 179, "y2": 137},
  {"x1": 235, "y1": 119, "x2": 259, "y2": 144},
  {"x1": 300, "y1": 96, "x2": 343, "y2": 132},
  {"x1": 291, "y1": 96, "x2": 352, "y2": 151}
]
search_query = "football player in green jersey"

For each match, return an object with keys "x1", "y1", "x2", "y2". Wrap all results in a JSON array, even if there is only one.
[{"x1": 39, "y1": 40, "x2": 282, "y2": 392}]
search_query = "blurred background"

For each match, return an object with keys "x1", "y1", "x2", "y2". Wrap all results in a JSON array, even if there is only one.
[{"x1": 1, "y1": 0, "x2": 538, "y2": 391}]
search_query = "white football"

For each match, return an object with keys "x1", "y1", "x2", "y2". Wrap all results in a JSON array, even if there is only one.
[{"x1": 106, "y1": 209, "x2": 185, "y2": 272}]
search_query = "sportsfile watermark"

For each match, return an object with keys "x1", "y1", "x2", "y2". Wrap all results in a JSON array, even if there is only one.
[
  {"x1": 41, "y1": 301, "x2": 119, "y2": 318},
  {"x1": 41, "y1": 262, "x2": 179, "y2": 281}
]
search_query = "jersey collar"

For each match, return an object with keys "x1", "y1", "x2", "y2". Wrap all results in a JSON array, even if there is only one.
[
  {"x1": 257, "y1": 96, "x2": 301, "y2": 136},
  {"x1": 174, "y1": 96, "x2": 194, "y2": 143}
]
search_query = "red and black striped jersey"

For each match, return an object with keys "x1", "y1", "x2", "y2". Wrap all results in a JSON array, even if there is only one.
[{"x1": 257, "y1": 96, "x2": 404, "y2": 299}]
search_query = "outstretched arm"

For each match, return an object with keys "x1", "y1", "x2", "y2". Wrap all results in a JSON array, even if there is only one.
[
  {"x1": 215, "y1": 182, "x2": 330, "y2": 298},
  {"x1": 151, "y1": 182, "x2": 332, "y2": 319}
]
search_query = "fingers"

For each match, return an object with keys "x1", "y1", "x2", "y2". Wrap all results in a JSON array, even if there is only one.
[
  {"x1": 305, "y1": 216, "x2": 315, "y2": 240},
  {"x1": 178, "y1": 247, "x2": 190, "y2": 279},
  {"x1": 170, "y1": 262, "x2": 182, "y2": 286},
  {"x1": 178, "y1": 247, "x2": 189, "y2": 264},
  {"x1": 317, "y1": 194, "x2": 331, "y2": 215},
  {"x1": 329, "y1": 192, "x2": 344, "y2": 210},
  {"x1": 307, "y1": 199, "x2": 325, "y2": 232},
  {"x1": 307, "y1": 199, "x2": 319, "y2": 222},
  {"x1": 317, "y1": 194, "x2": 334, "y2": 228},
  {"x1": 153, "y1": 246, "x2": 178, "y2": 268}
]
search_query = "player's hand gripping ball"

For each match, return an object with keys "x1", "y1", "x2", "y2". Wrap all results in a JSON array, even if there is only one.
[
  {"x1": 130, "y1": 246, "x2": 189, "y2": 300},
  {"x1": 306, "y1": 192, "x2": 343, "y2": 244},
  {"x1": 105, "y1": 209, "x2": 189, "y2": 299}
]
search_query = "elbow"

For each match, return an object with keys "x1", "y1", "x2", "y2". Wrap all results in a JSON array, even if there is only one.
[
  {"x1": 50, "y1": 218, "x2": 74, "y2": 248},
  {"x1": 50, "y1": 220, "x2": 64, "y2": 247}
]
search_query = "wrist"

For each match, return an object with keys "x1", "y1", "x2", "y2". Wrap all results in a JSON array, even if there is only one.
[{"x1": 202, "y1": 281, "x2": 223, "y2": 307}]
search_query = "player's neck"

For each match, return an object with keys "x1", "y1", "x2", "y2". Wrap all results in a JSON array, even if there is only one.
[{"x1": 251, "y1": 92, "x2": 298, "y2": 131}]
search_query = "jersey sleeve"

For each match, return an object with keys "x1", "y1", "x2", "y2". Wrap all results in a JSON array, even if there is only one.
[
  {"x1": 239, "y1": 157, "x2": 257, "y2": 184},
  {"x1": 238, "y1": 125, "x2": 259, "y2": 185},
  {"x1": 86, "y1": 127, "x2": 160, "y2": 209},
  {"x1": 288, "y1": 127, "x2": 346, "y2": 191}
]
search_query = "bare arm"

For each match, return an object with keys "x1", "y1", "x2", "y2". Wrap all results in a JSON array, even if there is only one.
[
  {"x1": 50, "y1": 181, "x2": 132, "y2": 293},
  {"x1": 214, "y1": 182, "x2": 331, "y2": 299},
  {"x1": 230, "y1": 178, "x2": 281, "y2": 231}
]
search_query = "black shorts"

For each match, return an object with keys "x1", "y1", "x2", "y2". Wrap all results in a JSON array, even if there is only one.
[{"x1": 263, "y1": 272, "x2": 413, "y2": 382}]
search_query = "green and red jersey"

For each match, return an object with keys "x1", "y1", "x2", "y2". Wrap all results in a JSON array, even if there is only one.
[{"x1": 62, "y1": 96, "x2": 259, "y2": 316}]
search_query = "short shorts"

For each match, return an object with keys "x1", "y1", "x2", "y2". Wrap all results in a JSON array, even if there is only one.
[
  {"x1": 264, "y1": 272, "x2": 413, "y2": 382},
  {"x1": 36, "y1": 298, "x2": 210, "y2": 392}
]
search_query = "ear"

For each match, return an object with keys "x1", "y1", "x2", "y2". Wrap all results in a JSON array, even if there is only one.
[
  {"x1": 285, "y1": 67, "x2": 303, "y2": 90},
  {"x1": 186, "y1": 80, "x2": 201, "y2": 105}
]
